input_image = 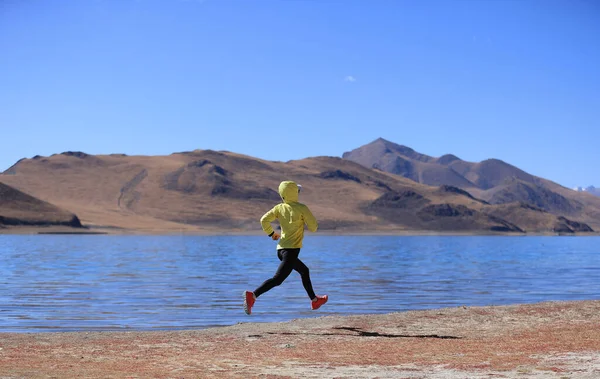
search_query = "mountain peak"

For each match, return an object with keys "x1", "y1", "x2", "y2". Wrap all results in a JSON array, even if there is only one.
[
  {"x1": 355, "y1": 138, "x2": 433, "y2": 163},
  {"x1": 436, "y1": 154, "x2": 462, "y2": 165},
  {"x1": 573, "y1": 186, "x2": 600, "y2": 196},
  {"x1": 370, "y1": 137, "x2": 413, "y2": 151},
  {"x1": 343, "y1": 138, "x2": 538, "y2": 191}
]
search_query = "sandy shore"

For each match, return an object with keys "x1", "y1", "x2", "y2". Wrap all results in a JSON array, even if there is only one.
[{"x1": 1, "y1": 301, "x2": 599, "y2": 378}]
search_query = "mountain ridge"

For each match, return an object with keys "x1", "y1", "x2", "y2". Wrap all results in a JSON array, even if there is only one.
[
  {"x1": 343, "y1": 138, "x2": 600, "y2": 228},
  {"x1": 1, "y1": 143, "x2": 597, "y2": 234}
]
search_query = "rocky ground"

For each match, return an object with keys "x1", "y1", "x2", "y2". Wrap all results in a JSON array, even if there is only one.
[{"x1": 1, "y1": 301, "x2": 599, "y2": 378}]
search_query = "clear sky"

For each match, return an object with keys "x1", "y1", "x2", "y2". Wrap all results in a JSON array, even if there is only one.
[{"x1": 1, "y1": 0, "x2": 598, "y2": 188}]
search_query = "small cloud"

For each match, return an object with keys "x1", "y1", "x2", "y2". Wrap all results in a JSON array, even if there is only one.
[{"x1": 344, "y1": 75, "x2": 357, "y2": 82}]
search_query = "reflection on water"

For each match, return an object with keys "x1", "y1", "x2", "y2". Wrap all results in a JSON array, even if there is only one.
[{"x1": 0, "y1": 235, "x2": 598, "y2": 332}]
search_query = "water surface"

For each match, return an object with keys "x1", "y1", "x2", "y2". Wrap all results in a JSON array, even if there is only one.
[{"x1": 0, "y1": 235, "x2": 598, "y2": 332}]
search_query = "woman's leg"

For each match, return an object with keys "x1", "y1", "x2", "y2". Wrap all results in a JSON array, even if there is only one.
[
  {"x1": 293, "y1": 258, "x2": 316, "y2": 300},
  {"x1": 253, "y1": 249, "x2": 299, "y2": 298}
]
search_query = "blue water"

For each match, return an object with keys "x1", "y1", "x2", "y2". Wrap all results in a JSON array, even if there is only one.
[{"x1": 0, "y1": 235, "x2": 598, "y2": 332}]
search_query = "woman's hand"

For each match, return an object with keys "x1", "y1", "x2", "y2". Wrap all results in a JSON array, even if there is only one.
[{"x1": 271, "y1": 232, "x2": 281, "y2": 241}]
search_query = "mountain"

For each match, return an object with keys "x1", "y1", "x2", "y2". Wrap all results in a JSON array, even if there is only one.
[
  {"x1": 0, "y1": 149, "x2": 595, "y2": 234},
  {"x1": 342, "y1": 138, "x2": 537, "y2": 190},
  {"x1": 343, "y1": 138, "x2": 600, "y2": 230},
  {"x1": 0, "y1": 182, "x2": 83, "y2": 229},
  {"x1": 574, "y1": 186, "x2": 600, "y2": 197}
]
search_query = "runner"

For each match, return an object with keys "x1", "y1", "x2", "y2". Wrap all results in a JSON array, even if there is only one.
[{"x1": 244, "y1": 181, "x2": 328, "y2": 315}]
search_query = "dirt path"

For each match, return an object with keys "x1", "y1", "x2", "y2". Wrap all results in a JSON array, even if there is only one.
[{"x1": 1, "y1": 301, "x2": 599, "y2": 378}]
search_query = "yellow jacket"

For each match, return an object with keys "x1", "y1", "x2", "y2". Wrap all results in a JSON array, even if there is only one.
[{"x1": 260, "y1": 181, "x2": 318, "y2": 249}]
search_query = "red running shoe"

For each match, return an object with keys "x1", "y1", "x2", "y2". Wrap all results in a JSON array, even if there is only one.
[
  {"x1": 244, "y1": 291, "x2": 255, "y2": 315},
  {"x1": 311, "y1": 295, "x2": 328, "y2": 310}
]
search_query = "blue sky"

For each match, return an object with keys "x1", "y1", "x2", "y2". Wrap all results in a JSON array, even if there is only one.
[{"x1": 1, "y1": 0, "x2": 598, "y2": 188}]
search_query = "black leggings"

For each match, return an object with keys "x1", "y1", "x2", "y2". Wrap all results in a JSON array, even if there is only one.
[{"x1": 253, "y1": 248, "x2": 316, "y2": 300}]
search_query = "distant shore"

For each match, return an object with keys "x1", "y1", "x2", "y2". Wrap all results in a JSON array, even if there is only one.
[
  {"x1": 1, "y1": 225, "x2": 598, "y2": 236},
  {"x1": 1, "y1": 300, "x2": 599, "y2": 378}
]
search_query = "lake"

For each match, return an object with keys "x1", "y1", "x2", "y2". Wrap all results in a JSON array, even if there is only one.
[{"x1": 0, "y1": 235, "x2": 598, "y2": 332}]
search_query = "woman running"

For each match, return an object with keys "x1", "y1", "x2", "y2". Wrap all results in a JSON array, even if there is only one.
[{"x1": 244, "y1": 181, "x2": 328, "y2": 315}]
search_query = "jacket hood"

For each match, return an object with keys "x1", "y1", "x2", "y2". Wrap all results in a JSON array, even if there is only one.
[{"x1": 278, "y1": 181, "x2": 299, "y2": 203}]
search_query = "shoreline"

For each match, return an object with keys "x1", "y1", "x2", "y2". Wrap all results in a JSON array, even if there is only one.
[
  {"x1": 1, "y1": 300, "x2": 599, "y2": 378},
  {"x1": 1, "y1": 225, "x2": 598, "y2": 236}
]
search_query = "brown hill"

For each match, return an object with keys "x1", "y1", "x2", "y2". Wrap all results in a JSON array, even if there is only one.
[
  {"x1": 342, "y1": 138, "x2": 538, "y2": 190},
  {"x1": 343, "y1": 138, "x2": 600, "y2": 230},
  {"x1": 0, "y1": 182, "x2": 82, "y2": 229},
  {"x1": 342, "y1": 138, "x2": 475, "y2": 188},
  {"x1": 485, "y1": 202, "x2": 593, "y2": 234},
  {"x1": 0, "y1": 150, "x2": 594, "y2": 234}
]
